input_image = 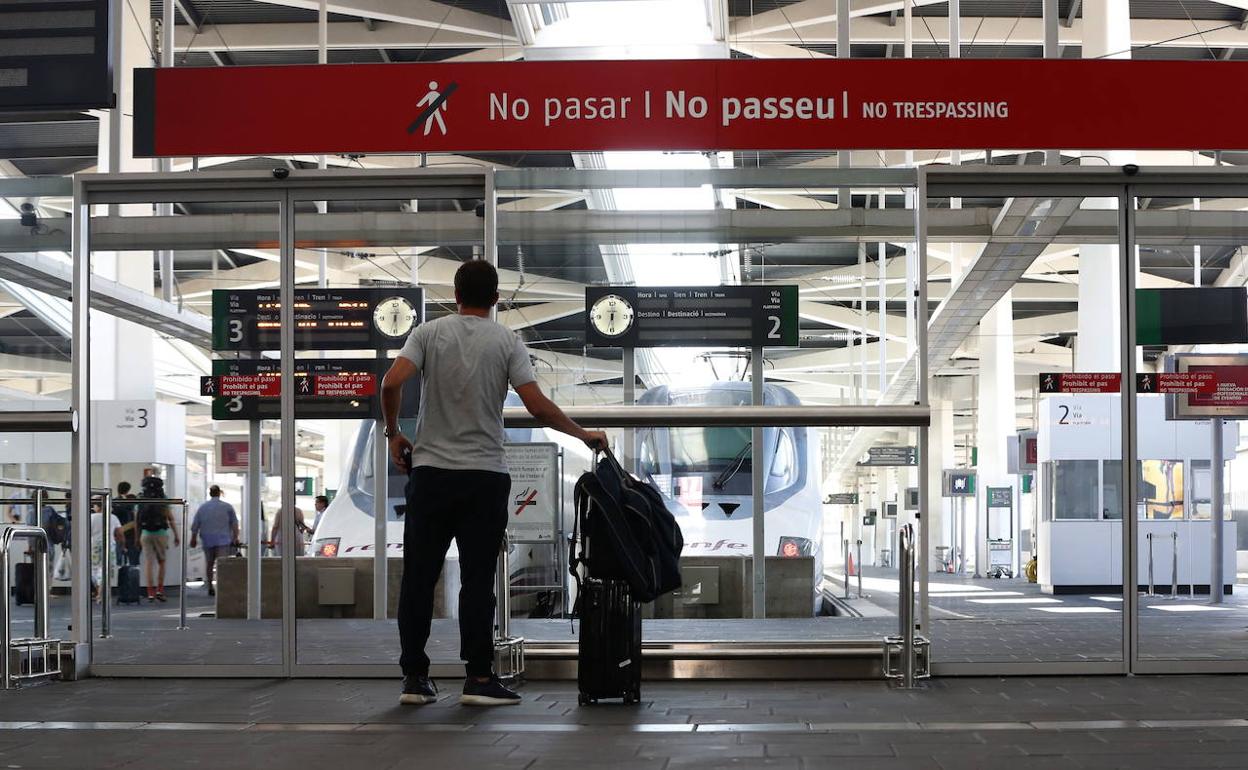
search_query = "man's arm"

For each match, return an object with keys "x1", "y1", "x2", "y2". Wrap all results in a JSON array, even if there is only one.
[
  {"x1": 381, "y1": 356, "x2": 418, "y2": 472},
  {"x1": 515, "y1": 381, "x2": 607, "y2": 450}
]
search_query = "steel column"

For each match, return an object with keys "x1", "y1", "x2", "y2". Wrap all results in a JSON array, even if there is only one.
[
  {"x1": 373, "y1": 400, "x2": 389, "y2": 619},
  {"x1": 247, "y1": 419, "x2": 262, "y2": 620},
  {"x1": 751, "y1": 347, "x2": 766, "y2": 619},
  {"x1": 1120, "y1": 186, "x2": 1139, "y2": 672},
  {"x1": 915, "y1": 169, "x2": 930, "y2": 632},
  {"x1": 280, "y1": 190, "x2": 297, "y2": 675},
  {"x1": 70, "y1": 176, "x2": 92, "y2": 667},
  {"x1": 1211, "y1": 417, "x2": 1225, "y2": 603}
]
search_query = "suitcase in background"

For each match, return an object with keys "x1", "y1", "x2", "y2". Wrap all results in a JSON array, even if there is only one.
[
  {"x1": 13, "y1": 562, "x2": 34, "y2": 605},
  {"x1": 577, "y1": 577, "x2": 641, "y2": 705},
  {"x1": 116, "y1": 560, "x2": 142, "y2": 605}
]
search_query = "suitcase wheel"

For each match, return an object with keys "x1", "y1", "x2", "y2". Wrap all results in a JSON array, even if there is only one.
[
  {"x1": 578, "y1": 694, "x2": 594, "y2": 706},
  {"x1": 623, "y1": 691, "x2": 640, "y2": 705}
]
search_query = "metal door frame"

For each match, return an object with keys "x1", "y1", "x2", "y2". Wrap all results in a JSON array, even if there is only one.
[
  {"x1": 925, "y1": 166, "x2": 1248, "y2": 676},
  {"x1": 72, "y1": 166, "x2": 936, "y2": 678}
]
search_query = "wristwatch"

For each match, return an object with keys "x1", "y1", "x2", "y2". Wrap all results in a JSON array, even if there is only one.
[{"x1": 383, "y1": 426, "x2": 398, "y2": 439}]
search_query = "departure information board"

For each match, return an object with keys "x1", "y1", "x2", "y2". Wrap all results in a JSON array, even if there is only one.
[
  {"x1": 202, "y1": 358, "x2": 386, "y2": 420},
  {"x1": 212, "y1": 287, "x2": 424, "y2": 352},
  {"x1": 584, "y1": 285, "x2": 799, "y2": 348}
]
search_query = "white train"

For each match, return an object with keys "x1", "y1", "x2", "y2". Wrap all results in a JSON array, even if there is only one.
[{"x1": 310, "y1": 382, "x2": 825, "y2": 615}]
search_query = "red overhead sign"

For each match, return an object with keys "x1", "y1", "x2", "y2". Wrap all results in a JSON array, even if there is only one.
[
  {"x1": 134, "y1": 60, "x2": 1248, "y2": 157},
  {"x1": 312, "y1": 373, "x2": 376, "y2": 398},
  {"x1": 1136, "y1": 371, "x2": 1218, "y2": 394},
  {"x1": 1039, "y1": 373, "x2": 1121, "y2": 394}
]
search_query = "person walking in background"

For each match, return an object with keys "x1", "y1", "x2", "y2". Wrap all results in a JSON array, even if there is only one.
[
  {"x1": 190, "y1": 485, "x2": 239, "y2": 597},
  {"x1": 136, "y1": 475, "x2": 179, "y2": 603},
  {"x1": 269, "y1": 505, "x2": 310, "y2": 557},
  {"x1": 89, "y1": 500, "x2": 122, "y2": 603},
  {"x1": 113, "y1": 481, "x2": 141, "y2": 567}
]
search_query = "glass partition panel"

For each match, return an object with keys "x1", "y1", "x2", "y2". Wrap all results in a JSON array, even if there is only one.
[
  {"x1": 290, "y1": 187, "x2": 481, "y2": 670},
  {"x1": 88, "y1": 194, "x2": 283, "y2": 666},
  {"x1": 925, "y1": 189, "x2": 1125, "y2": 665},
  {"x1": 498, "y1": 163, "x2": 922, "y2": 646},
  {"x1": 1132, "y1": 194, "x2": 1248, "y2": 663}
]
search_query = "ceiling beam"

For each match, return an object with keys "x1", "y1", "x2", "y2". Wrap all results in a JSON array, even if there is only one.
[
  {"x1": 249, "y1": 0, "x2": 517, "y2": 39},
  {"x1": 733, "y1": 16, "x2": 1248, "y2": 48},
  {"x1": 177, "y1": 21, "x2": 506, "y2": 51}
]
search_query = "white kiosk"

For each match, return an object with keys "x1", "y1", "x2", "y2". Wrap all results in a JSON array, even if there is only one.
[{"x1": 1037, "y1": 394, "x2": 1236, "y2": 594}]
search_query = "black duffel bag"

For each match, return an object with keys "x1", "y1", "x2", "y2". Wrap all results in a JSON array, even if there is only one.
[{"x1": 570, "y1": 448, "x2": 683, "y2": 603}]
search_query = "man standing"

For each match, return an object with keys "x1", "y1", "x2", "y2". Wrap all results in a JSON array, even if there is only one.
[
  {"x1": 312, "y1": 495, "x2": 330, "y2": 530},
  {"x1": 381, "y1": 260, "x2": 605, "y2": 707},
  {"x1": 189, "y1": 485, "x2": 239, "y2": 597}
]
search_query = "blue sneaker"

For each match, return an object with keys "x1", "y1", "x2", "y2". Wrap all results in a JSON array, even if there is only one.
[
  {"x1": 399, "y1": 675, "x2": 438, "y2": 705},
  {"x1": 460, "y1": 676, "x2": 521, "y2": 706}
]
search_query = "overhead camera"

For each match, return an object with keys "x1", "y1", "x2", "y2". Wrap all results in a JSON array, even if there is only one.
[
  {"x1": 272, "y1": 167, "x2": 290, "y2": 180},
  {"x1": 1123, "y1": 164, "x2": 1140, "y2": 176},
  {"x1": 18, "y1": 202, "x2": 37, "y2": 228}
]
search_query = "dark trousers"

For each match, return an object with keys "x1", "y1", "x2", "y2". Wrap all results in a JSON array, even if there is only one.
[{"x1": 398, "y1": 466, "x2": 510, "y2": 678}]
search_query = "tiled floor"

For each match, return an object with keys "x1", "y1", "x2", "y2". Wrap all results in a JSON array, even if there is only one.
[{"x1": 4, "y1": 676, "x2": 1248, "y2": 768}]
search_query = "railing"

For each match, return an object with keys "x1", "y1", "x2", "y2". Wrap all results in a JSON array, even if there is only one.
[
  {"x1": 884, "y1": 523, "x2": 929, "y2": 689},
  {"x1": 0, "y1": 525, "x2": 58, "y2": 689},
  {"x1": 493, "y1": 532, "x2": 524, "y2": 682},
  {"x1": 0, "y1": 412, "x2": 75, "y2": 433}
]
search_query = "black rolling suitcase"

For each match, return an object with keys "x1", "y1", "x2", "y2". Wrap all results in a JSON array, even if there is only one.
[
  {"x1": 116, "y1": 556, "x2": 142, "y2": 605},
  {"x1": 576, "y1": 577, "x2": 641, "y2": 705},
  {"x1": 13, "y1": 562, "x2": 34, "y2": 605}
]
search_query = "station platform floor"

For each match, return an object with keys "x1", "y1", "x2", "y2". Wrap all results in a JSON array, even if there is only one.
[{"x1": 4, "y1": 675, "x2": 1248, "y2": 768}]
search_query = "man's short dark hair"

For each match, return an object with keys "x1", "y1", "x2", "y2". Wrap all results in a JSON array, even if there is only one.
[
  {"x1": 454, "y1": 260, "x2": 499, "y2": 309},
  {"x1": 209, "y1": 484, "x2": 222, "y2": 497},
  {"x1": 118, "y1": 481, "x2": 131, "y2": 495},
  {"x1": 316, "y1": 495, "x2": 329, "y2": 507}
]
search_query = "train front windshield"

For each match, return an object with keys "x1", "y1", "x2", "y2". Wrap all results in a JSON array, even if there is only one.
[
  {"x1": 354, "y1": 418, "x2": 415, "y2": 520},
  {"x1": 352, "y1": 418, "x2": 536, "y2": 520}
]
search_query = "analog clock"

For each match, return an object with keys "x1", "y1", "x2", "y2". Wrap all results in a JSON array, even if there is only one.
[
  {"x1": 372, "y1": 296, "x2": 417, "y2": 338},
  {"x1": 590, "y1": 294, "x2": 635, "y2": 338}
]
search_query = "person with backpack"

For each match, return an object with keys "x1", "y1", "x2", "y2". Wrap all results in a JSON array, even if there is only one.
[
  {"x1": 137, "y1": 475, "x2": 179, "y2": 603},
  {"x1": 113, "y1": 481, "x2": 141, "y2": 567},
  {"x1": 380, "y1": 260, "x2": 606, "y2": 707}
]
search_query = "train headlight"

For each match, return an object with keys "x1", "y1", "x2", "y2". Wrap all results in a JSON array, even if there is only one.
[
  {"x1": 778, "y1": 536, "x2": 813, "y2": 558},
  {"x1": 315, "y1": 538, "x2": 341, "y2": 558}
]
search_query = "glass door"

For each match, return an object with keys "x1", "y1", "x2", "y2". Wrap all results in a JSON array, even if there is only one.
[{"x1": 1129, "y1": 181, "x2": 1248, "y2": 673}]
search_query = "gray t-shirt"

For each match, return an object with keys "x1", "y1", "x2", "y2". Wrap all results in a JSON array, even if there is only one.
[{"x1": 397, "y1": 314, "x2": 536, "y2": 474}]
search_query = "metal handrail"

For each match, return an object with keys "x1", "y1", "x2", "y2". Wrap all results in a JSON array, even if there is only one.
[
  {"x1": 501, "y1": 405, "x2": 929, "y2": 429},
  {"x1": 0, "y1": 478, "x2": 109, "y2": 495},
  {"x1": 0, "y1": 412, "x2": 74, "y2": 433},
  {"x1": 0, "y1": 525, "x2": 52, "y2": 689}
]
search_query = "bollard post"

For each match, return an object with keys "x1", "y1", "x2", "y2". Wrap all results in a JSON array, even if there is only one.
[
  {"x1": 856, "y1": 538, "x2": 864, "y2": 599},
  {"x1": 100, "y1": 492, "x2": 112, "y2": 638},
  {"x1": 1146, "y1": 533, "x2": 1154, "y2": 596},
  {"x1": 1171, "y1": 531, "x2": 1179, "y2": 600},
  {"x1": 842, "y1": 538, "x2": 850, "y2": 599},
  {"x1": 178, "y1": 501, "x2": 189, "y2": 630},
  {"x1": 495, "y1": 532, "x2": 511, "y2": 641},
  {"x1": 898, "y1": 524, "x2": 916, "y2": 689}
]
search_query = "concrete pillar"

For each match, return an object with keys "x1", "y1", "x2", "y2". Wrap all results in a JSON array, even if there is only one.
[
  {"x1": 975, "y1": 293, "x2": 1015, "y2": 577},
  {"x1": 94, "y1": 0, "x2": 156, "y2": 401},
  {"x1": 1077, "y1": 0, "x2": 1131, "y2": 373}
]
